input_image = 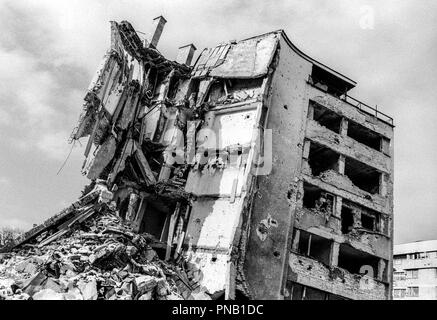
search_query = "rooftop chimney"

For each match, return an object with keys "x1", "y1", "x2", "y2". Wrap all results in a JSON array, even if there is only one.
[
  {"x1": 150, "y1": 15, "x2": 167, "y2": 48},
  {"x1": 176, "y1": 44, "x2": 197, "y2": 66}
]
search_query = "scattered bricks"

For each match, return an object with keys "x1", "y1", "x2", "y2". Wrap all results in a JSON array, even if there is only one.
[
  {"x1": 181, "y1": 288, "x2": 191, "y2": 300},
  {"x1": 104, "y1": 287, "x2": 116, "y2": 300},
  {"x1": 120, "y1": 281, "x2": 135, "y2": 297},
  {"x1": 166, "y1": 293, "x2": 184, "y2": 300},
  {"x1": 135, "y1": 275, "x2": 157, "y2": 294},
  {"x1": 77, "y1": 278, "x2": 98, "y2": 300},
  {"x1": 64, "y1": 287, "x2": 83, "y2": 300},
  {"x1": 21, "y1": 272, "x2": 48, "y2": 296},
  {"x1": 189, "y1": 286, "x2": 212, "y2": 300},
  {"x1": 138, "y1": 291, "x2": 153, "y2": 300},
  {"x1": 144, "y1": 248, "x2": 157, "y2": 262},
  {"x1": 33, "y1": 288, "x2": 64, "y2": 300},
  {"x1": 42, "y1": 277, "x2": 62, "y2": 293},
  {"x1": 60, "y1": 260, "x2": 76, "y2": 275},
  {"x1": 156, "y1": 278, "x2": 170, "y2": 296},
  {"x1": 14, "y1": 259, "x2": 38, "y2": 275}
]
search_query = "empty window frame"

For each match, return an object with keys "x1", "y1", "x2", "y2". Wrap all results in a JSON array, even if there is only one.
[
  {"x1": 340, "y1": 205, "x2": 354, "y2": 234},
  {"x1": 406, "y1": 251, "x2": 433, "y2": 260},
  {"x1": 406, "y1": 269, "x2": 419, "y2": 279},
  {"x1": 338, "y1": 243, "x2": 381, "y2": 279},
  {"x1": 138, "y1": 200, "x2": 177, "y2": 239},
  {"x1": 347, "y1": 120, "x2": 383, "y2": 151},
  {"x1": 341, "y1": 200, "x2": 385, "y2": 234},
  {"x1": 309, "y1": 101, "x2": 342, "y2": 134},
  {"x1": 310, "y1": 65, "x2": 350, "y2": 98},
  {"x1": 406, "y1": 287, "x2": 419, "y2": 297},
  {"x1": 394, "y1": 289, "x2": 406, "y2": 298},
  {"x1": 307, "y1": 141, "x2": 340, "y2": 176},
  {"x1": 344, "y1": 157, "x2": 381, "y2": 194},
  {"x1": 394, "y1": 272, "x2": 406, "y2": 281},
  {"x1": 294, "y1": 229, "x2": 332, "y2": 265},
  {"x1": 302, "y1": 182, "x2": 335, "y2": 215},
  {"x1": 286, "y1": 282, "x2": 348, "y2": 300},
  {"x1": 394, "y1": 255, "x2": 407, "y2": 265},
  {"x1": 207, "y1": 78, "x2": 263, "y2": 104}
]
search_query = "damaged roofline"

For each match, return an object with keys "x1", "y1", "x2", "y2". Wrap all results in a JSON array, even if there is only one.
[
  {"x1": 277, "y1": 29, "x2": 357, "y2": 88},
  {"x1": 236, "y1": 29, "x2": 357, "y2": 88}
]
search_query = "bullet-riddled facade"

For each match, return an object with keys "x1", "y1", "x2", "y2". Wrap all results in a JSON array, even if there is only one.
[{"x1": 15, "y1": 19, "x2": 394, "y2": 300}]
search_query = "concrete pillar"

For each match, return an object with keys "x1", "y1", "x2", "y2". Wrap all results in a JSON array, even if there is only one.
[
  {"x1": 176, "y1": 44, "x2": 197, "y2": 66},
  {"x1": 378, "y1": 259, "x2": 386, "y2": 281},
  {"x1": 334, "y1": 196, "x2": 342, "y2": 218},
  {"x1": 381, "y1": 137, "x2": 390, "y2": 155},
  {"x1": 352, "y1": 209, "x2": 362, "y2": 228},
  {"x1": 307, "y1": 235, "x2": 312, "y2": 256},
  {"x1": 340, "y1": 117, "x2": 348, "y2": 136},
  {"x1": 302, "y1": 140, "x2": 311, "y2": 159},
  {"x1": 338, "y1": 155, "x2": 345, "y2": 174},
  {"x1": 379, "y1": 173, "x2": 387, "y2": 196},
  {"x1": 307, "y1": 103, "x2": 314, "y2": 120},
  {"x1": 133, "y1": 196, "x2": 146, "y2": 232},
  {"x1": 126, "y1": 192, "x2": 140, "y2": 222},
  {"x1": 330, "y1": 242, "x2": 340, "y2": 266},
  {"x1": 291, "y1": 229, "x2": 300, "y2": 252},
  {"x1": 150, "y1": 16, "x2": 167, "y2": 48}
]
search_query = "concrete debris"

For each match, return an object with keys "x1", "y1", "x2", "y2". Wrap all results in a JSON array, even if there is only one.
[{"x1": 0, "y1": 193, "x2": 202, "y2": 300}]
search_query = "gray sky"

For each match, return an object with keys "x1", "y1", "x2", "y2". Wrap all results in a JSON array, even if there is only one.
[{"x1": 0, "y1": 0, "x2": 435, "y2": 244}]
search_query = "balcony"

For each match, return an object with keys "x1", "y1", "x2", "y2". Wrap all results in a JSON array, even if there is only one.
[
  {"x1": 308, "y1": 75, "x2": 394, "y2": 126},
  {"x1": 288, "y1": 253, "x2": 389, "y2": 300}
]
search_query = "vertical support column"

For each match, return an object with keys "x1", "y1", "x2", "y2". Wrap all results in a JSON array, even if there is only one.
[
  {"x1": 306, "y1": 234, "x2": 312, "y2": 256},
  {"x1": 165, "y1": 202, "x2": 180, "y2": 261},
  {"x1": 291, "y1": 229, "x2": 300, "y2": 252},
  {"x1": 340, "y1": 117, "x2": 348, "y2": 136},
  {"x1": 329, "y1": 242, "x2": 340, "y2": 267},
  {"x1": 381, "y1": 137, "x2": 390, "y2": 155},
  {"x1": 159, "y1": 148, "x2": 175, "y2": 181},
  {"x1": 302, "y1": 140, "x2": 311, "y2": 159},
  {"x1": 377, "y1": 259, "x2": 386, "y2": 281},
  {"x1": 307, "y1": 102, "x2": 314, "y2": 120},
  {"x1": 338, "y1": 155, "x2": 345, "y2": 175},
  {"x1": 225, "y1": 261, "x2": 236, "y2": 300},
  {"x1": 334, "y1": 196, "x2": 342, "y2": 219},
  {"x1": 126, "y1": 191, "x2": 139, "y2": 222},
  {"x1": 133, "y1": 195, "x2": 146, "y2": 232},
  {"x1": 352, "y1": 209, "x2": 362, "y2": 228},
  {"x1": 379, "y1": 173, "x2": 387, "y2": 197}
]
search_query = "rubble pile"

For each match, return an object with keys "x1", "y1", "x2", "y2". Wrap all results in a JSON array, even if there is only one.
[{"x1": 0, "y1": 187, "x2": 201, "y2": 300}]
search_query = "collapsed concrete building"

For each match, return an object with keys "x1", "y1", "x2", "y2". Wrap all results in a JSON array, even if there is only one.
[{"x1": 8, "y1": 17, "x2": 394, "y2": 300}]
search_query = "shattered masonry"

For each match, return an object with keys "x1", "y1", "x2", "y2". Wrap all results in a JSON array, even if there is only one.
[{"x1": 0, "y1": 16, "x2": 394, "y2": 300}]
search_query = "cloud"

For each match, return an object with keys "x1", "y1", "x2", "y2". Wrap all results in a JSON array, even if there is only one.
[
  {"x1": 0, "y1": 2, "x2": 92, "y2": 161},
  {"x1": 0, "y1": 177, "x2": 9, "y2": 186}
]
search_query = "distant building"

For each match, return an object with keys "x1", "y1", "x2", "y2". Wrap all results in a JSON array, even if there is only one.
[{"x1": 393, "y1": 240, "x2": 437, "y2": 300}]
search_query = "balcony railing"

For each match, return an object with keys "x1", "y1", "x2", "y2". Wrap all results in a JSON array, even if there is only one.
[{"x1": 307, "y1": 75, "x2": 394, "y2": 126}]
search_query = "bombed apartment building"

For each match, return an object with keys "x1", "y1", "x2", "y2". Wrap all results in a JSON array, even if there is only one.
[{"x1": 0, "y1": 17, "x2": 394, "y2": 300}]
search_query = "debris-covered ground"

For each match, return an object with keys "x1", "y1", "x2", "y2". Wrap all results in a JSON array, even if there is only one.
[{"x1": 0, "y1": 186, "x2": 208, "y2": 300}]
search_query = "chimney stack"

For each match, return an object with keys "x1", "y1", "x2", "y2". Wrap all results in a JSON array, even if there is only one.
[
  {"x1": 176, "y1": 44, "x2": 197, "y2": 66},
  {"x1": 150, "y1": 15, "x2": 167, "y2": 48}
]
